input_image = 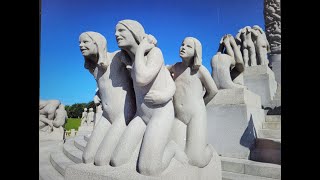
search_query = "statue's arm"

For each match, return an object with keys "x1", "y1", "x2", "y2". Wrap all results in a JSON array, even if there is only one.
[
  {"x1": 199, "y1": 66, "x2": 219, "y2": 105},
  {"x1": 144, "y1": 78, "x2": 176, "y2": 105},
  {"x1": 134, "y1": 46, "x2": 163, "y2": 86},
  {"x1": 144, "y1": 64, "x2": 176, "y2": 105},
  {"x1": 229, "y1": 36, "x2": 244, "y2": 72}
]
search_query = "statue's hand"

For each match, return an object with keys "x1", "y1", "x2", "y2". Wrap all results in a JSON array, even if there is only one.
[{"x1": 138, "y1": 37, "x2": 155, "y2": 53}]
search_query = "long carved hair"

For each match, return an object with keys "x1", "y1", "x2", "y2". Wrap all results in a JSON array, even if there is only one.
[
  {"x1": 117, "y1": 20, "x2": 157, "y2": 67},
  {"x1": 79, "y1": 31, "x2": 109, "y2": 74},
  {"x1": 184, "y1": 37, "x2": 202, "y2": 70}
]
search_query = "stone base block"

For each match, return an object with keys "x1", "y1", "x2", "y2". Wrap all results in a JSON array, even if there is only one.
[
  {"x1": 39, "y1": 126, "x2": 64, "y2": 141},
  {"x1": 65, "y1": 144, "x2": 222, "y2": 180},
  {"x1": 243, "y1": 65, "x2": 278, "y2": 108},
  {"x1": 206, "y1": 89, "x2": 265, "y2": 159},
  {"x1": 78, "y1": 125, "x2": 94, "y2": 132}
]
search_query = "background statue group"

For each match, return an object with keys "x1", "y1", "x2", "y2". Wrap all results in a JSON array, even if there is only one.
[
  {"x1": 80, "y1": 107, "x2": 94, "y2": 126},
  {"x1": 39, "y1": 99, "x2": 67, "y2": 134},
  {"x1": 211, "y1": 25, "x2": 271, "y2": 90},
  {"x1": 79, "y1": 19, "x2": 219, "y2": 176}
]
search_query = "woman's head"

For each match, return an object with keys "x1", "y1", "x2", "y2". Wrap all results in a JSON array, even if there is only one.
[
  {"x1": 115, "y1": 19, "x2": 145, "y2": 48},
  {"x1": 79, "y1": 31, "x2": 108, "y2": 73},
  {"x1": 180, "y1": 37, "x2": 202, "y2": 70}
]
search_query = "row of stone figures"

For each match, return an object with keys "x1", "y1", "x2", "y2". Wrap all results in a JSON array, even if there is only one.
[
  {"x1": 80, "y1": 90, "x2": 104, "y2": 127},
  {"x1": 80, "y1": 108, "x2": 94, "y2": 126},
  {"x1": 76, "y1": 19, "x2": 274, "y2": 178},
  {"x1": 39, "y1": 99, "x2": 67, "y2": 140}
]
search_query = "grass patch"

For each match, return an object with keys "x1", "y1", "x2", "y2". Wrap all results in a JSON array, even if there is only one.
[{"x1": 64, "y1": 118, "x2": 81, "y2": 131}]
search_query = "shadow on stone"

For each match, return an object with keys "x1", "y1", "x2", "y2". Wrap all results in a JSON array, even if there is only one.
[
  {"x1": 264, "y1": 106, "x2": 281, "y2": 115},
  {"x1": 240, "y1": 114, "x2": 257, "y2": 150}
]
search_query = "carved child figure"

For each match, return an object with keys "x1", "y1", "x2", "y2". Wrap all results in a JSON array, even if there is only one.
[
  {"x1": 79, "y1": 31, "x2": 136, "y2": 166},
  {"x1": 168, "y1": 37, "x2": 219, "y2": 167},
  {"x1": 86, "y1": 108, "x2": 95, "y2": 126},
  {"x1": 110, "y1": 20, "x2": 186, "y2": 176},
  {"x1": 80, "y1": 108, "x2": 88, "y2": 125}
]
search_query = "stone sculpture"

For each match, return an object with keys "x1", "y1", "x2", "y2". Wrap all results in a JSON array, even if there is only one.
[
  {"x1": 167, "y1": 37, "x2": 219, "y2": 167},
  {"x1": 264, "y1": 0, "x2": 281, "y2": 83},
  {"x1": 39, "y1": 99, "x2": 67, "y2": 140},
  {"x1": 234, "y1": 26, "x2": 278, "y2": 107},
  {"x1": 52, "y1": 104, "x2": 68, "y2": 128},
  {"x1": 211, "y1": 34, "x2": 246, "y2": 89},
  {"x1": 236, "y1": 26, "x2": 257, "y2": 66},
  {"x1": 69, "y1": 20, "x2": 222, "y2": 180},
  {"x1": 93, "y1": 89, "x2": 103, "y2": 127},
  {"x1": 39, "y1": 99, "x2": 61, "y2": 121},
  {"x1": 264, "y1": 0, "x2": 281, "y2": 54},
  {"x1": 251, "y1": 25, "x2": 271, "y2": 65},
  {"x1": 79, "y1": 31, "x2": 136, "y2": 166},
  {"x1": 86, "y1": 108, "x2": 95, "y2": 126},
  {"x1": 80, "y1": 108, "x2": 88, "y2": 125},
  {"x1": 110, "y1": 19, "x2": 186, "y2": 176}
]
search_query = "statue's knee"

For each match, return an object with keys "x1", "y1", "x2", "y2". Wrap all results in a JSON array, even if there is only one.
[
  {"x1": 188, "y1": 156, "x2": 208, "y2": 168},
  {"x1": 110, "y1": 156, "x2": 124, "y2": 167},
  {"x1": 188, "y1": 149, "x2": 212, "y2": 168},
  {"x1": 94, "y1": 155, "x2": 106, "y2": 166},
  {"x1": 82, "y1": 152, "x2": 94, "y2": 164},
  {"x1": 138, "y1": 161, "x2": 160, "y2": 176}
]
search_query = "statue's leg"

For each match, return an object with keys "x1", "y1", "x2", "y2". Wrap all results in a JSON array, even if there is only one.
[
  {"x1": 94, "y1": 116, "x2": 127, "y2": 166},
  {"x1": 137, "y1": 104, "x2": 175, "y2": 176},
  {"x1": 249, "y1": 46, "x2": 257, "y2": 66},
  {"x1": 211, "y1": 55, "x2": 221, "y2": 89},
  {"x1": 243, "y1": 49, "x2": 249, "y2": 67},
  {"x1": 169, "y1": 118, "x2": 187, "y2": 150},
  {"x1": 39, "y1": 121, "x2": 46, "y2": 129},
  {"x1": 185, "y1": 109, "x2": 212, "y2": 168},
  {"x1": 217, "y1": 57, "x2": 245, "y2": 89},
  {"x1": 110, "y1": 116, "x2": 146, "y2": 167},
  {"x1": 82, "y1": 116, "x2": 111, "y2": 164}
]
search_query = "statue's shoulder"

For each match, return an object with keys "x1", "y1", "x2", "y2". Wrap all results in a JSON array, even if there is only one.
[
  {"x1": 150, "y1": 47, "x2": 161, "y2": 54},
  {"x1": 198, "y1": 65, "x2": 210, "y2": 76},
  {"x1": 108, "y1": 50, "x2": 121, "y2": 59}
]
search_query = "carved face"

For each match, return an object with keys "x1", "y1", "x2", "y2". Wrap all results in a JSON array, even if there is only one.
[
  {"x1": 179, "y1": 38, "x2": 195, "y2": 61},
  {"x1": 79, "y1": 33, "x2": 98, "y2": 58},
  {"x1": 115, "y1": 24, "x2": 137, "y2": 48}
]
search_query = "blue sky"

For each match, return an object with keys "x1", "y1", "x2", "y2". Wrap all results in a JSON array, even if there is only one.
[{"x1": 40, "y1": 0, "x2": 265, "y2": 105}]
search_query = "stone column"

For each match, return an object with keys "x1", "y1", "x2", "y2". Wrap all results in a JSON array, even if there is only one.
[{"x1": 264, "y1": 0, "x2": 281, "y2": 84}]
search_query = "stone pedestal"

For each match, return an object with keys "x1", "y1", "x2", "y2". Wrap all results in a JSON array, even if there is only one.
[
  {"x1": 78, "y1": 125, "x2": 93, "y2": 132},
  {"x1": 268, "y1": 54, "x2": 281, "y2": 84},
  {"x1": 70, "y1": 129, "x2": 76, "y2": 137},
  {"x1": 39, "y1": 126, "x2": 64, "y2": 141},
  {"x1": 206, "y1": 89, "x2": 265, "y2": 159},
  {"x1": 243, "y1": 65, "x2": 278, "y2": 108},
  {"x1": 77, "y1": 125, "x2": 94, "y2": 136},
  {"x1": 65, "y1": 143, "x2": 222, "y2": 180}
]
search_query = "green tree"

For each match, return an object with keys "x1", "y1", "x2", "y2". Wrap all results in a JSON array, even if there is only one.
[
  {"x1": 68, "y1": 103, "x2": 87, "y2": 118},
  {"x1": 65, "y1": 105, "x2": 70, "y2": 117},
  {"x1": 86, "y1": 101, "x2": 96, "y2": 112}
]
